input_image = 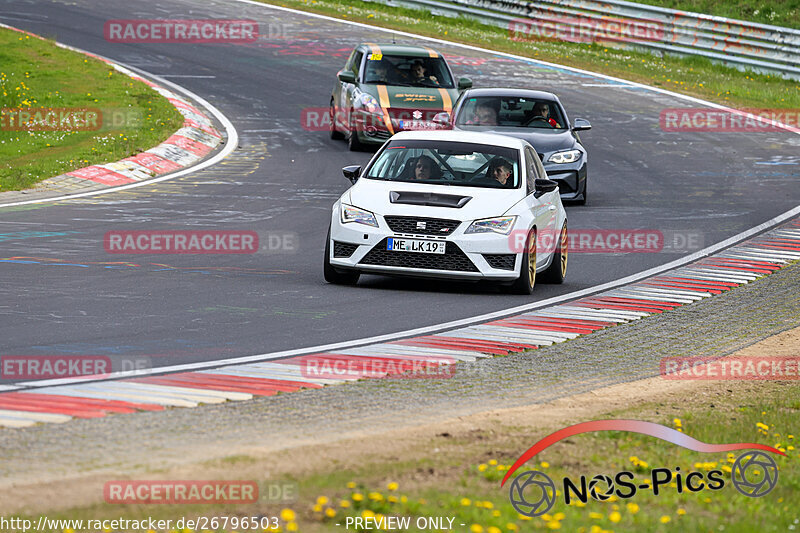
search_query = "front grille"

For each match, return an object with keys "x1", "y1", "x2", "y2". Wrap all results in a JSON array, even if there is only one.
[
  {"x1": 483, "y1": 254, "x2": 516, "y2": 270},
  {"x1": 359, "y1": 238, "x2": 478, "y2": 272},
  {"x1": 333, "y1": 241, "x2": 359, "y2": 258},
  {"x1": 384, "y1": 216, "x2": 461, "y2": 236}
]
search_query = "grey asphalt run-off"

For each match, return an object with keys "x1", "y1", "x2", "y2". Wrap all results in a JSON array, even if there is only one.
[
  {"x1": 0, "y1": 0, "x2": 799, "y2": 378},
  {"x1": 1, "y1": 258, "x2": 798, "y2": 481}
]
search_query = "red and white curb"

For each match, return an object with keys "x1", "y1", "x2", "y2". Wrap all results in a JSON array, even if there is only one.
[
  {"x1": 1, "y1": 219, "x2": 798, "y2": 428},
  {"x1": 0, "y1": 24, "x2": 222, "y2": 195}
]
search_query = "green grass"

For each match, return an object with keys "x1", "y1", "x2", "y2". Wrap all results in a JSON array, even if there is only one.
[
  {"x1": 261, "y1": 0, "x2": 800, "y2": 113},
  {"x1": 632, "y1": 0, "x2": 800, "y2": 29},
  {"x1": 14, "y1": 381, "x2": 797, "y2": 532},
  {"x1": 0, "y1": 28, "x2": 183, "y2": 191}
]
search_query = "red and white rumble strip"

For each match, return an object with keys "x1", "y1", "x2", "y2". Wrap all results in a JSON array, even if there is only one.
[
  {"x1": 0, "y1": 218, "x2": 798, "y2": 428},
  {"x1": 0, "y1": 23, "x2": 222, "y2": 191}
]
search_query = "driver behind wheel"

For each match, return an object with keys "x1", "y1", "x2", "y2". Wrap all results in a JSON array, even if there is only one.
[
  {"x1": 411, "y1": 155, "x2": 442, "y2": 180},
  {"x1": 485, "y1": 157, "x2": 513, "y2": 187},
  {"x1": 531, "y1": 102, "x2": 560, "y2": 128}
]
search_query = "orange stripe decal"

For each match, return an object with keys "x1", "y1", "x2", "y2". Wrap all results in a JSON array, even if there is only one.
[
  {"x1": 437, "y1": 88, "x2": 452, "y2": 114},
  {"x1": 425, "y1": 47, "x2": 439, "y2": 58},
  {"x1": 365, "y1": 43, "x2": 381, "y2": 56},
  {"x1": 376, "y1": 85, "x2": 395, "y2": 135}
]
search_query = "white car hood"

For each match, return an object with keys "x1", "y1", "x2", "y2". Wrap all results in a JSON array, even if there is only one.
[{"x1": 346, "y1": 178, "x2": 523, "y2": 221}]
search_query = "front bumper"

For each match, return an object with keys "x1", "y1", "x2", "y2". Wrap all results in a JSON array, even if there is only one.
[
  {"x1": 353, "y1": 109, "x2": 448, "y2": 145},
  {"x1": 544, "y1": 161, "x2": 587, "y2": 201},
  {"x1": 329, "y1": 213, "x2": 524, "y2": 281}
]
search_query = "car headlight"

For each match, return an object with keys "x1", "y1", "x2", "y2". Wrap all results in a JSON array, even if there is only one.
[
  {"x1": 548, "y1": 149, "x2": 581, "y2": 164},
  {"x1": 354, "y1": 93, "x2": 381, "y2": 114},
  {"x1": 340, "y1": 204, "x2": 378, "y2": 227},
  {"x1": 465, "y1": 216, "x2": 517, "y2": 235}
]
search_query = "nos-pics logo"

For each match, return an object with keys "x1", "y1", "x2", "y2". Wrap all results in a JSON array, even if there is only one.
[{"x1": 501, "y1": 420, "x2": 783, "y2": 518}]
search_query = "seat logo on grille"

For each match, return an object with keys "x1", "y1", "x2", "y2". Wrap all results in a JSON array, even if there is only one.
[{"x1": 416, "y1": 221, "x2": 427, "y2": 230}]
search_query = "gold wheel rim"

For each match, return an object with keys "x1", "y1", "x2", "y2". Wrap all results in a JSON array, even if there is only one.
[
  {"x1": 528, "y1": 231, "x2": 537, "y2": 287},
  {"x1": 560, "y1": 224, "x2": 568, "y2": 278}
]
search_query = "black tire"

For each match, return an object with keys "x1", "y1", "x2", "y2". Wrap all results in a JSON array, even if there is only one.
[
  {"x1": 347, "y1": 109, "x2": 364, "y2": 151},
  {"x1": 329, "y1": 101, "x2": 344, "y2": 140},
  {"x1": 509, "y1": 229, "x2": 536, "y2": 295},
  {"x1": 324, "y1": 228, "x2": 360, "y2": 285},
  {"x1": 540, "y1": 222, "x2": 568, "y2": 284}
]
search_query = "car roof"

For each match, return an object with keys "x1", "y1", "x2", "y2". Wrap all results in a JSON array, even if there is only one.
[
  {"x1": 390, "y1": 129, "x2": 529, "y2": 150},
  {"x1": 358, "y1": 43, "x2": 444, "y2": 58},
  {"x1": 460, "y1": 87, "x2": 560, "y2": 102}
]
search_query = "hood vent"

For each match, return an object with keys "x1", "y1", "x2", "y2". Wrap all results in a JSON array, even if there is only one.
[{"x1": 389, "y1": 191, "x2": 472, "y2": 208}]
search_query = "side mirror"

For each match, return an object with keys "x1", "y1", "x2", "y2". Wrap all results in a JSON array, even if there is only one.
[
  {"x1": 573, "y1": 118, "x2": 591, "y2": 131},
  {"x1": 432, "y1": 112, "x2": 451, "y2": 128},
  {"x1": 338, "y1": 70, "x2": 356, "y2": 84},
  {"x1": 534, "y1": 178, "x2": 559, "y2": 198},
  {"x1": 342, "y1": 165, "x2": 361, "y2": 184},
  {"x1": 458, "y1": 77, "x2": 473, "y2": 90}
]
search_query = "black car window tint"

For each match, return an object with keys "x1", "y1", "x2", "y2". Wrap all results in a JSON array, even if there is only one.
[{"x1": 351, "y1": 51, "x2": 364, "y2": 77}]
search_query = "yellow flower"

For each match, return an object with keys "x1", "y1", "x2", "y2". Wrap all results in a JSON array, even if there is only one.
[
  {"x1": 387, "y1": 482, "x2": 399, "y2": 491},
  {"x1": 312, "y1": 504, "x2": 322, "y2": 512},
  {"x1": 492, "y1": 510, "x2": 501, "y2": 517},
  {"x1": 626, "y1": 502, "x2": 639, "y2": 514},
  {"x1": 316, "y1": 496, "x2": 329, "y2": 505},
  {"x1": 589, "y1": 512, "x2": 603, "y2": 520},
  {"x1": 540, "y1": 461, "x2": 550, "y2": 468},
  {"x1": 340, "y1": 500, "x2": 351, "y2": 508},
  {"x1": 470, "y1": 525, "x2": 483, "y2": 533},
  {"x1": 388, "y1": 495, "x2": 398, "y2": 503},
  {"x1": 489, "y1": 459, "x2": 498, "y2": 466},
  {"x1": 546, "y1": 521, "x2": 561, "y2": 530},
  {"x1": 660, "y1": 516, "x2": 671, "y2": 523},
  {"x1": 325, "y1": 508, "x2": 336, "y2": 518},
  {"x1": 362, "y1": 509, "x2": 375, "y2": 518},
  {"x1": 478, "y1": 464, "x2": 488, "y2": 472},
  {"x1": 488, "y1": 528, "x2": 502, "y2": 533},
  {"x1": 286, "y1": 522, "x2": 297, "y2": 532},
  {"x1": 673, "y1": 418, "x2": 682, "y2": 426},
  {"x1": 609, "y1": 512, "x2": 621, "y2": 523},
  {"x1": 677, "y1": 508, "x2": 686, "y2": 516},
  {"x1": 461, "y1": 498, "x2": 472, "y2": 506},
  {"x1": 506, "y1": 524, "x2": 519, "y2": 531},
  {"x1": 368, "y1": 492, "x2": 384, "y2": 501},
  {"x1": 352, "y1": 493, "x2": 364, "y2": 502},
  {"x1": 346, "y1": 481, "x2": 356, "y2": 489},
  {"x1": 553, "y1": 513, "x2": 565, "y2": 521},
  {"x1": 280, "y1": 509, "x2": 296, "y2": 522}
]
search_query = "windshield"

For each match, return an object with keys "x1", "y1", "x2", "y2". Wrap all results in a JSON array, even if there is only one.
[
  {"x1": 364, "y1": 140, "x2": 521, "y2": 189},
  {"x1": 455, "y1": 96, "x2": 567, "y2": 130},
  {"x1": 363, "y1": 53, "x2": 455, "y2": 89}
]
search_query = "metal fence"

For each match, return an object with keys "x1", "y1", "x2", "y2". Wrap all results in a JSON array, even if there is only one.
[{"x1": 371, "y1": 0, "x2": 800, "y2": 79}]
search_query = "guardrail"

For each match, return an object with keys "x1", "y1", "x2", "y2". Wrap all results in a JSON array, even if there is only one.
[{"x1": 370, "y1": 0, "x2": 800, "y2": 80}]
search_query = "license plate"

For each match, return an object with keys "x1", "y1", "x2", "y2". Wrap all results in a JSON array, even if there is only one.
[
  {"x1": 387, "y1": 238, "x2": 446, "y2": 254},
  {"x1": 398, "y1": 120, "x2": 436, "y2": 131}
]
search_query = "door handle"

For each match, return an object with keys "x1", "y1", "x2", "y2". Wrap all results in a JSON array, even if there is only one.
[{"x1": 548, "y1": 205, "x2": 556, "y2": 211}]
